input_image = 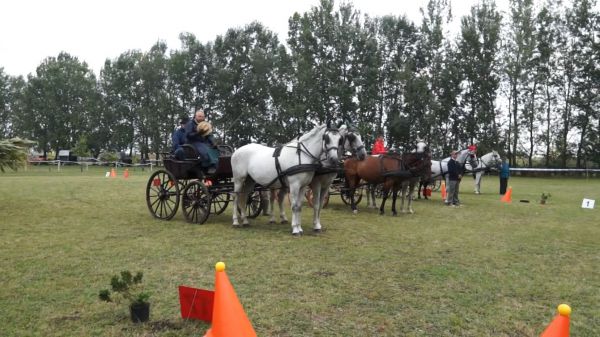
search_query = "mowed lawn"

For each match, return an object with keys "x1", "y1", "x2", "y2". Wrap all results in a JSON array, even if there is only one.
[{"x1": 1, "y1": 166, "x2": 599, "y2": 337}]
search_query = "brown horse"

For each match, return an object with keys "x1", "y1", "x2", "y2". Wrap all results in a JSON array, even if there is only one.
[{"x1": 344, "y1": 142, "x2": 431, "y2": 215}]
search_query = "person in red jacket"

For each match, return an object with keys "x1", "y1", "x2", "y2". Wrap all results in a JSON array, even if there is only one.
[{"x1": 371, "y1": 134, "x2": 387, "y2": 155}]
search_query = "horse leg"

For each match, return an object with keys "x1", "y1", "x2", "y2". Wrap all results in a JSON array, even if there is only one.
[
  {"x1": 379, "y1": 186, "x2": 389, "y2": 215},
  {"x1": 407, "y1": 180, "x2": 416, "y2": 214},
  {"x1": 232, "y1": 175, "x2": 245, "y2": 226},
  {"x1": 232, "y1": 179, "x2": 249, "y2": 227},
  {"x1": 311, "y1": 181, "x2": 323, "y2": 232},
  {"x1": 237, "y1": 179, "x2": 254, "y2": 226},
  {"x1": 277, "y1": 188, "x2": 289, "y2": 224},
  {"x1": 417, "y1": 181, "x2": 423, "y2": 199},
  {"x1": 399, "y1": 184, "x2": 406, "y2": 214},
  {"x1": 288, "y1": 183, "x2": 304, "y2": 236},
  {"x1": 268, "y1": 189, "x2": 277, "y2": 223},
  {"x1": 370, "y1": 185, "x2": 377, "y2": 208},
  {"x1": 391, "y1": 189, "x2": 398, "y2": 216}
]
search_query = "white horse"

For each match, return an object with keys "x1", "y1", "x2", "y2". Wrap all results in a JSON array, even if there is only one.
[
  {"x1": 465, "y1": 150, "x2": 502, "y2": 194},
  {"x1": 307, "y1": 126, "x2": 367, "y2": 231},
  {"x1": 231, "y1": 124, "x2": 343, "y2": 235},
  {"x1": 419, "y1": 148, "x2": 478, "y2": 198}
]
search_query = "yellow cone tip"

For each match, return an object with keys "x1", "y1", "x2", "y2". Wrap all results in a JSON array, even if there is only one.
[
  {"x1": 557, "y1": 304, "x2": 571, "y2": 317},
  {"x1": 215, "y1": 261, "x2": 226, "y2": 272}
]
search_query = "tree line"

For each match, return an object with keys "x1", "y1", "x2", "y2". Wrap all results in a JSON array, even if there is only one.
[{"x1": 0, "y1": 0, "x2": 597, "y2": 168}]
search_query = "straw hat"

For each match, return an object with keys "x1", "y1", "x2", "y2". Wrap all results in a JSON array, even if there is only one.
[{"x1": 197, "y1": 121, "x2": 212, "y2": 136}]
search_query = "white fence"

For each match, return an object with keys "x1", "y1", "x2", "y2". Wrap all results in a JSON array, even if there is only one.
[{"x1": 25, "y1": 159, "x2": 160, "y2": 172}]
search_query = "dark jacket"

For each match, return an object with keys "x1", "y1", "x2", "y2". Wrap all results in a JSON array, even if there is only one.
[
  {"x1": 500, "y1": 162, "x2": 510, "y2": 178},
  {"x1": 447, "y1": 158, "x2": 462, "y2": 181},
  {"x1": 171, "y1": 127, "x2": 186, "y2": 153}
]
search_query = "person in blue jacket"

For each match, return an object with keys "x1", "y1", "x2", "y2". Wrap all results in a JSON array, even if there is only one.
[
  {"x1": 171, "y1": 115, "x2": 189, "y2": 160},
  {"x1": 499, "y1": 158, "x2": 510, "y2": 195},
  {"x1": 445, "y1": 150, "x2": 463, "y2": 206}
]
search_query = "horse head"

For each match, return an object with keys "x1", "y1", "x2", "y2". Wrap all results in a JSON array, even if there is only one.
[
  {"x1": 490, "y1": 150, "x2": 502, "y2": 169},
  {"x1": 466, "y1": 148, "x2": 478, "y2": 168},
  {"x1": 321, "y1": 127, "x2": 343, "y2": 167},
  {"x1": 406, "y1": 140, "x2": 431, "y2": 176},
  {"x1": 339, "y1": 125, "x2": 367, "y2": 161}
]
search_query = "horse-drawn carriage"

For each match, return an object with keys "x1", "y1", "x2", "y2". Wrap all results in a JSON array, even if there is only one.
[{"x1": 145, "y1": 144, "x2": 263, "y2": 224}]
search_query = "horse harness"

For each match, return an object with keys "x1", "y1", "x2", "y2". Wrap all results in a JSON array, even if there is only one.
[
  {"x1": 269, "y1": 129, "x2": 341, "y2": 188},
  {"x1": 464, "y1": 155, "x2": 497, "y2": 174},
  {"x1": 378, "y1": 152, "x2": 428, "y2": 178},
  {"x1": 431, "y1": 151, "x2": 474, "y2": 180}
]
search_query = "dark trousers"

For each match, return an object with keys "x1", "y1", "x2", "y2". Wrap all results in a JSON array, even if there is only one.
[{"x1": 500, "y1": 177, "x2": 508, "y2": 195}]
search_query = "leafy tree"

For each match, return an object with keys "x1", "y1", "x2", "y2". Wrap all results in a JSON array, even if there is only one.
[
  {"x1": 212, "y1": 22, "x2": 283, "y2": 146},
  {"x1": 567, "y1": 0, "x2": 599, "y2": 168},
  {"x1": 23, "y1": 52, "x2": 99, "y2": 158},
  {"x1": 0, "y1": 68, "x2": 11, "y2": 138},
  {"x1": 503, "y1": 0, "x2": 536, "y2": 166},
  {"x1": 457, "y1": 0, "x2": 502, "y2": 153},
  {"x1": 100, "y1": 50, "x2": 144, "y2": 157}
]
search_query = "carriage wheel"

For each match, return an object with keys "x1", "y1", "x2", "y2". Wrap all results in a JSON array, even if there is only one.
[
  {"x1": 210, "y1": 192, "x2": 230, "y2": 215},
  {"x1": 431, "y1": 179, "x2": 442, "y2": 192},
  {"x1": 305, "y1": 188, "x2": 330, "y2": 209},
  {"x1": 246, "y1": 191, "x2": 262, "y2": 219},
  {"x1": 341, "y1": 186, "x2": 363, "y2": 205},
  {"x1": 182, "y1": 181, "x2": 211, "y2": 224},
  {"x1": 146, "y1": 170, "x2": 180, "y2": 220}
]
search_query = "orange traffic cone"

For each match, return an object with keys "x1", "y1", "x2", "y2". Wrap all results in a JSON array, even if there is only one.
[
  {"x1": 501, "y1": 186, "x2": 512, "y2": 203},
  {"x1": 540, "y1": 304, "x2": 571, "y2": 337},
  {"x1": 110, "y1": 168, "x2": 116, "y2": 178},
  {"x1": 441, "y1": 181, "x2": 447, "y2": 200},
  {"x1": 123, "y1": 168, "x2": 129, "y2": 179},
  {"x1": 204, "y1": 262, "x2": 257, "y2": 337}
]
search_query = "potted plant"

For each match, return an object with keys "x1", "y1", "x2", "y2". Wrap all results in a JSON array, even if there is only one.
[
  {"x1": 99, "y1": 271, "x2": 151, "y2": 323},
  {"x1": 540, "y1": 192, "x2": 551, "y2": 205}
]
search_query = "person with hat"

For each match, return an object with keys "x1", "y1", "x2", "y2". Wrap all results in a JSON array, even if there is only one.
[
  {"x1": 445, "y1": 150, "x2": 463, "y2": 207},
  {"x1": 185, "y1": 109, "x2": 218, "y2": 173},
  {"x1": 171, "y1": 115, "x2": 189, "y2": 160}
]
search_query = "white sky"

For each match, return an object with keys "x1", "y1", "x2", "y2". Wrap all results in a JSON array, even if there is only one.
[{"x1": 0, "y1": 0, "x2": 510, "y2": 78}]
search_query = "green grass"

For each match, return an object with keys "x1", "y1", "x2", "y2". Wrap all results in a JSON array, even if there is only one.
[{"x1": 1, "y1": 166, "x2": 599, "y2": 336}]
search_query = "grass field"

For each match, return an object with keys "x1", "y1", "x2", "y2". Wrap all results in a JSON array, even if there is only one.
[{"x1": 1, "y1": 166, "x2": 599, "y2": 336}]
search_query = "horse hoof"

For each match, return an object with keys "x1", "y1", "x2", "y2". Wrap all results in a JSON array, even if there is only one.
[
  {"x1": 232, "y1": 224, "x2": 241, "y2": 228},
  {"x1": 281, "y1": 220, "x2": 289, "y2": 224},
  {"x1": 269, "y1": 220, "x2": 275, "y2": 224},
  {"x1": 313, "y1": 228, "x2": 322, "y2": 233},
  {"x1": 352, "y1": 210, "x2": 358, "y2": 214},
  {"x1": 242, "y1": 223, "x2": 250, "y2": 227},
  {"x1": 292, "y1": 232, "x2": 302, "y2": 237}
]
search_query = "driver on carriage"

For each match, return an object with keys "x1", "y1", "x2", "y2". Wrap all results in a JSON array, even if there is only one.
[
  {"x1": 171, "y1": 115, "x2": 189, "y2": 160},
  {"x1": 185, "y1": 109, "x2": 219, "y2": 174}
]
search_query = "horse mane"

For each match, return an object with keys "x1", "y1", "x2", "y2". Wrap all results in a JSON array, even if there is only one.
[{"x1": 296, "y1": 124, "x2": 326, "y2": 143}]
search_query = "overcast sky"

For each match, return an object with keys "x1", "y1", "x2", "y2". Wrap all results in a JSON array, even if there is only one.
[{"x1": 0, "y1": 0, "x2": 510, "y2": 78}]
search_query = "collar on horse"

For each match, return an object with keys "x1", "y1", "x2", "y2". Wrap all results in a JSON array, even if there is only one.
[{"x1": 268, "y1": 129, "x2": 339, "y2": 188}]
